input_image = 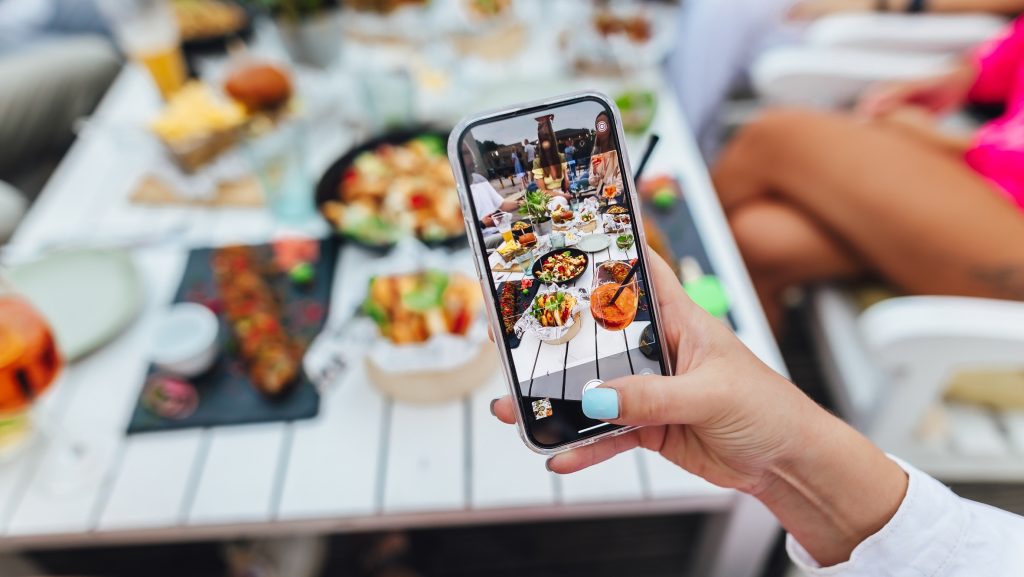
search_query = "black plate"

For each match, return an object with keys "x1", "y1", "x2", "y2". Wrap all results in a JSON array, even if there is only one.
[
  {"x1": 497, "y1": 278, "x2": 541, "y2": 349},
  {"x1": 179, "y1": 2, "x2": 255, "y2": 77},
  {"x1": 600, "y1": 204, "x2": 632, "y2": 215},
  {"x1": 315, "y1": 127, "x2": 466, "y2": 251},
  {"x1": 531, "y1": 248, "x2": 589, "y2": 285}
]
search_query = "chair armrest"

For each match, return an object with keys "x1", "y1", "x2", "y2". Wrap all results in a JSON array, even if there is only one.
[
  {"x1": 860, "y1": 296, "x2": 1024, "y2": 357},
  {"x1": 806, "y1": 13, "x2": 1007, "y2": 54},
  {"x1": 857, "y1": 296, "x2": 1024, "y2": 451}
]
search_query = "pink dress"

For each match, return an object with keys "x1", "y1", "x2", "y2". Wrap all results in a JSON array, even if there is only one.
[{"x1": 966, "y1": 17, "x2": 1024, "y2": 210}]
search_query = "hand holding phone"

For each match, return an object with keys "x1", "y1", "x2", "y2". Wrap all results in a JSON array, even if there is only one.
[{"x1": 449, "y1": 92, "x2": 672, "y2": 454}]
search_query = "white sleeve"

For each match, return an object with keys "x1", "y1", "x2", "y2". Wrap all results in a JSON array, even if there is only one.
[{"x1": 787, "y1": 457, "x2": 1024, "y2": 576}]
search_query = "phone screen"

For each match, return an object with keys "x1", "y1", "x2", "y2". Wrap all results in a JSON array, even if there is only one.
[{"x1": 456, "y1": 96, "x2": 668, "y2": 449}]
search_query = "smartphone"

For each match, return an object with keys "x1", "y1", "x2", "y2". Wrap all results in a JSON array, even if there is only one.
[{"x1": 449, "y1": 91, "x2": 673, "y2": 454}]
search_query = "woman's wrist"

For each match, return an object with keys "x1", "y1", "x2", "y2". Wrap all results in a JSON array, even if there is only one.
[{"x1": 753, "y1": 403, "x2": 909, "y2": 567}]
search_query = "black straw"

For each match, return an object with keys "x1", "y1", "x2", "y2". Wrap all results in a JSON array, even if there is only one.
[
  {"x1": 633, "y1": 134, "x2": 661, "y2": 182},
  {"x1": 609, "y1": 261, "x2": 641, "y2": 305}
]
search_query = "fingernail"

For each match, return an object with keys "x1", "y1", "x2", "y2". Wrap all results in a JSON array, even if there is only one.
[
  {"x1": 544, "y1": 458, "x2": 555, "y2": 472},
  {"x1": 582, "y1": 387, "x2": 619, "y2": 420},
  {"x1": 489, "y1": 398, "x2": 500, "y2": 417}
]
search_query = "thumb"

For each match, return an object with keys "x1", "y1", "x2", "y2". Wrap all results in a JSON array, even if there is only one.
[{"x1": 581, "y1": 373, "x2": 717, "y2": 427}]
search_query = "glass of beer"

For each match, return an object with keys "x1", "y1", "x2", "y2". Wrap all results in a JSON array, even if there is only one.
[
  {"x1": 590, "y1": 261, "x2": 638, "y2": 332},
  {"x1": 0, "y1": 278, "x2": 62, "y2": 459},
  {"x1": 493, "y1": 211, "x2": 513, "y2": 242},
  {"x1": 101, "y1": 0, "x2": 187, "y2": 100}
]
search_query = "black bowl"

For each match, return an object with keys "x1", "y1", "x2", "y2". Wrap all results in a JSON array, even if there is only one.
[
  {"x1": 315, "y1": 127, "x2": 467, "y2": 251},
  {"x1": 531, "y1": 248, "x2": 589, "y2": 285}
]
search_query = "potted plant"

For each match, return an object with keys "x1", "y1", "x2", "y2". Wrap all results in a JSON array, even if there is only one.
[
  {"x1": 519, "y1": 189, "x2": 553, "y2": 237},
  {"x1": 245, "y1": 0, "x2": 341, "y2": 69}
]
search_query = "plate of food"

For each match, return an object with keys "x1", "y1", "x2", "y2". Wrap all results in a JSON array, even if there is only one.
[
  {"x1": 602, "y1": 205, "x2": 632, "y2": 233},
  {"x1": 551, "y1": 206, "x2": 575, "y2": 228},
  {"x1": 497, "y1": 277, "x2": 538, "y2": 347},
  {"x1": 174, "y1": 0, "x2": 254, "y2": 74},
  {"x1": 531, "y1": 248, "x2": 589, "y2": 285},
  {"x1": 361, "y1": 269, "x2": 496, "y2": 403},
  {"x1": 577, "y1": 208, "x2": 598, "y2": 233},
  {"x1": 515, "y1": 286, "x2": 587, "y2": 345},
  {"x1": 316, "y1": 128, "x2": 466, "y2": 249}
]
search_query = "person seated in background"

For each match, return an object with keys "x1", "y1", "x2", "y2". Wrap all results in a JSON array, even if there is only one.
[
  {"x1": 669, "y1": 0, "x2": 1024, "y2": 157},
  {"x1": 587, "y1": 111, "x2": 624, "y2": 197},
  {"x1": 460, "y1": 143, "x2": 521, "y2": 247},
  {"x1": 712, "y1": 15, "x2": 1024, "y2": 331}
]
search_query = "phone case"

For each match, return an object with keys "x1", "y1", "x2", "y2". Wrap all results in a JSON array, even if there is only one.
[{"x1": 448, "y1": 90, "x2": 675, "y2": 455}]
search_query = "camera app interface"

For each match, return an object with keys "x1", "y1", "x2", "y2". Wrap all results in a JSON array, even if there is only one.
[{"x1": 457, "y1": 98, "x2": 667, "y2": 448}]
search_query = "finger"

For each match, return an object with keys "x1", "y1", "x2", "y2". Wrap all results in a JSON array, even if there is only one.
[
  {"x1": 487, "y1": 324, "x2": 494, "y2": 343},
  {"x1": 583, "y1": 373, "x2": 718, "y2": 427},
  {"x1": 490, "y1": 395, "x2": 517, "y2": 425},
  {"x1": 546, "y1": 430, "x2": 642, "y2": 474},
  {"x1": 645, "y1": 250, "x2": 691, "y2": 313}
]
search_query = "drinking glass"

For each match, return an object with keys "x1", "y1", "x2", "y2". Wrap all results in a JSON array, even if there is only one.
[
  {"x1": 245, "y1": 121, "x2": 317, "y2": 224},
  {"x1": 602, "y1": 183, "x2": 619, "y2": 203},
  {"x1": 590, "y1": 261, "x2": 638, "y2": 332},
  {"x1": 100, "y1": 0, "x2": 187, "y2": 100},
  {"x1": 515, "y1": 250, "x2": 537, "y2": 278},
  {"x1": 0, "y1": 277, "x2": 62, "y2": 461},
  {"x1": 493, "y1": 211, "x2": 513, "y2": 243}
]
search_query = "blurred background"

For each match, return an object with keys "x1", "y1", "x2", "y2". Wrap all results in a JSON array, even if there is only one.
[{"x1": 1, "y1": 0, "x2": 1024, "y2": 576}]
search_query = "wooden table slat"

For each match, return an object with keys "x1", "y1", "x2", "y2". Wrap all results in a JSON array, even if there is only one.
[{"x1": 469, "y1": 375, "x2": 557, "y2": 509}]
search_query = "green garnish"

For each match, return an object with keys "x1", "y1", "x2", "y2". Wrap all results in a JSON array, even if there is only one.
[
  {"x1": 413, "y1": 135, "x2": 445, "y2": 156},
  {"x1": 363, "y1": 300, "x2": 388, "y2": 326},
  {"x1": 402, "y1": 270, "x2": 449, "y2": 312}
]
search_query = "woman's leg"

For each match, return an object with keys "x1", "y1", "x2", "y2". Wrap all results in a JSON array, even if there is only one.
[
  {"x1": 713, "y1": 108, "x2": 1024, "y2": 303},
  {"x1": 729, "y1": 199, "x2": 865, "y2": 328}
]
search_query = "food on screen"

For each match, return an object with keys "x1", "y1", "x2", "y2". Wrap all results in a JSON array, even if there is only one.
[
  {"x1": 530, "y1": 291, "x2": 578, "y2": 328},
  {"x1": 535, "y1": 250, "x2": 588, "y2": 284},
  {"x1": 591, "y1": 261, "x2": 640, "y2": 332},
  {"x1": 551, "y1": 206, "x2": 574, "y2": 225},
  {"x1": 515, "y1": 286, "x2": 587, "y2": 346},
  {"x1": 363, "y1": 271, "x2": 481, "y2": 345},
  {"x1": 496, "y1": 239, "x2": 526, "y2": 263}
]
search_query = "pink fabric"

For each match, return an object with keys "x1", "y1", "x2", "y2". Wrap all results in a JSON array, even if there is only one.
[{"x1": 965, "y1": 17, "x2": 1024, "y2": 210}]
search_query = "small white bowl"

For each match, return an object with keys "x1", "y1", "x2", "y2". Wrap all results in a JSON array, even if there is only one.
[{"x1": 151, "y1": 303, "x2": 220, "y2": 378}]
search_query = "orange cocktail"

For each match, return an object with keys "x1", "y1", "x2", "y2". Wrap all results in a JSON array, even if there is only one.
[
  {"x1": 590, "y1": 283, "x2": 638, "y2": 331},
  {"x1": 0, "y1": 296, "x2": 61, "y2": 416}
]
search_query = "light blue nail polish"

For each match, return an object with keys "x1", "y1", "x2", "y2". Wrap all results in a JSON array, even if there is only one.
[{"x1": 583, "y1": 388, "x2": 619, "y2": 420}]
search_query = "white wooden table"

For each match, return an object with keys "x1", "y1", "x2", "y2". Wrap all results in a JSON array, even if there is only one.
[
  {"x1": 0, "y1": 65, "x2": 786, "y2": 577},
  {"x1": 488, "y1": 227, "x2": 661, "y2": 406}
]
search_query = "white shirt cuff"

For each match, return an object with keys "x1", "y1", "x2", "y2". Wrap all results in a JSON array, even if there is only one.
[{"x1": 786, "y1": 456, "x2": 968, "y2": 576}]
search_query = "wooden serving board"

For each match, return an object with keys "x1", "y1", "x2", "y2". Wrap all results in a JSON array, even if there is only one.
[{"x1": 130, "y1": 174, "x2": 264, "y2": 207}]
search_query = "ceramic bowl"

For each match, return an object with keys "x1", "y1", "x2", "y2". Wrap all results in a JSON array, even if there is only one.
[{"x1": 152, "y1": 303, "x2": 220, "y2": 377}]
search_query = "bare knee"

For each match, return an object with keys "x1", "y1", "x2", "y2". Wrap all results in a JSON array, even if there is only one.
[
  {"x1": 724, "y1": 108, "x2": 823, "y2": 159},
  {"x1": 713, "y1": 108, "x2": 827, "y2": 208},
  {"x1": 729, "y1": 204, "x2": 799, "y2": 277}
]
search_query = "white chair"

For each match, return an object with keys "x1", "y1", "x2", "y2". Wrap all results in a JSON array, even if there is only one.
[
  {"x1": 811, "y1": 287, "x2": 1024, "y2": 482},
  {"x1": 751, "y1": 13, "x2": 1008, "y2": 108}
]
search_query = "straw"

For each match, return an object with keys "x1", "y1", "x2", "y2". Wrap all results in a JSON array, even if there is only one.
[
  {"x1": 632, "y1": 134, "x2": 661, "y2": 182},
  {"x1": 609, "y1": 261, "x2": 641, "y2": 305}
]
